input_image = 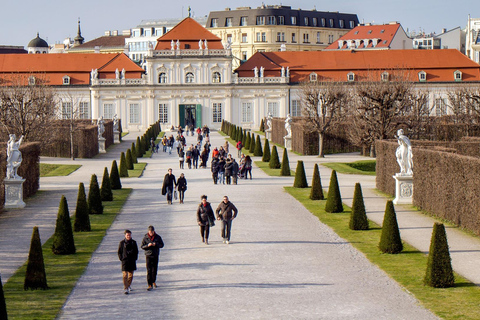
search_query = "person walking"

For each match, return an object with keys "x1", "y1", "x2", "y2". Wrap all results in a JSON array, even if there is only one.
[
  {"x1": 236, "y1": 140, "x2": 243, "y2": 158},
  {"x1": 215, "y1": 196, "x2": 238, "y2": 244},
  {"x1": 232, "y1": 158, "x2": 239, "y2": 185},
  {"x1": 141, "y1": 226, "x2": 164, "y2": 291},
  {"x1": 186, "y1": 146, "x2": 193, "y2": 169},
  {"x1": 178, "y1": 147, "x2": 185, "y2": 169},
  {"x1": 196, "y1": 195, "x2": 215, "y2": 245},
  {"x1": 244, "y1": 155, "x2": 252, "y2": 179},
  {"x1": 192, "y1": 145, "x2": 200, "y2": 169},
  {"x1": 162, "y1": 168, "x2": 177, "y2": 204},
  {"x1": 211, "y1": 155, "x2": 219, "y2": 184},
  {"x1": 225, "y1": 155, "x2": 233, "y2": 185},
  {"x1": 118, "y1": 229, "x2": 138, "y2": 294},
  {"x1": 177, "y1": 173, "x2": 187, "y2": 204},
  {"x1": 217, "y1": 156, "x2": 226, "y2": 185}
]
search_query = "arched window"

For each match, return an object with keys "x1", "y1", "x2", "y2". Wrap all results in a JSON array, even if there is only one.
[
  {"x1": 185, "y1": 72, "x2": 194, "y2": 83},
  {"x1": 418, "y1": 71, "x2": 427, "y2": 82},
  {"x1": 454, "y1": 70, "x2": 462, "y2": 81},
  {"x1": 212, "y1": 72, "x2": 221, "y2": 83},
  {"x1": 158, "y1": 72, "x2": 167, "y2": 84}
]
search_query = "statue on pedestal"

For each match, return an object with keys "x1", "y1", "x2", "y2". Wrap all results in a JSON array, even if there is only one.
[
  {"x1": 6, "y1": 134, "x2": 24, "y2": 179},
  {"x1": 284, "y1": 114, "x2": 292, "y2": 138},
  {"x1": 260, "y1": 66, "x2": 264, "y2": 78},
  {"x1": 253, "y1": 66, "x2": 258, "y2": 78},
  {"x1": 121, "y1": 68, "x2": 125, "y2": 79},
  {"x1": 281, "y1": 66, "x2": 285, "y2": 77},
  {"x1": 171, "y1": 40, "x2": 175, "y2": 51},
  {"x1": 113, "y1": 114, "x2": 119, "y2": 131},
  {"x1": 115, "y1": 68, "x2": 120, "y2": 79},
  {"x1": 266, "y1": 112, "x2": 273, "y2": 131},
  {"x1": 97, "y1": 116, "x2": 105, "y2": 138},
  {"x1": 395, "y1": 129, "x2": 413, "y2": 175}
]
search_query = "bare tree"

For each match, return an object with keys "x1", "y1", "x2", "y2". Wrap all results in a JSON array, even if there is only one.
[
  {"x1": 299, "y1": 81, "x2": 349, "y2": 157},
  {"x1": 401, "y1": 89, "x2": 432, "y2": 139},
  {"x1": 0, "y1": 74, "x2": 57, "y2": 142}
]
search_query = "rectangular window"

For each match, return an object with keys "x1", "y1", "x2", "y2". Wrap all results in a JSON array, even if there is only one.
[
  {"x1": 350, "y1": 20, "x2": 355, "y2": 28},
  {"x1": 267, "y1": 16, "x2": 276, "y2": 25},
  {"x1": 291, "y1": 16, "x2": 297, "y2": 25},
  {"x1": 242, "y1": 33, "x2": 247, "y2": 43},
  {"x1": 312, "y1": 17, "x2": 317, "y2": 27},
  {"x1": 79, "y1": 102, "x2": 90, "y2": 119},
  {"x1": 316, "y1": 32, "x2": 321, "y2": 43},
  {"x1": 328, "y1": 34, "x2": 334, "y2": 44},
  {"x1": 62, "y1": 102, "x2": 72, "y2": 119},
  {"x1": 242, "y1": 102, "x2": 252, "y2": 122},
  {"x1": 256, "y1": 16, "x2": 265, "y2": 25},
  {"x1": 261, "y1": 32, "x2": 266, "y2": 42},
  {"x1": 339, "y1": 20, "x2": 344, "y2": 28},
  {"x1": 211, "y1": 18, "x2": 218, "y2": 28},
  {"x1": 129, "y1": 103, "x2": 140, "y2": 124},
  {"x1": 158, "y1": 104, "x2": 168, "y2": 123},
  {"x1": 278, "y1": 16, "x2": 285, "y2": 25},
  {"x1": 304, "y1": 17, "x2": 309, "y2": 26},
  {"x1": 303, "y1": 33, "x2": 309, "y2": 43},
  {"x1": 329, "y1": 19, "x2": 334, "y2": 27},
  {"x1": 212, "y1": 103, "x2": 222, "y2": 123},
  {"x1": 226, "y1": 17, "x2": 233, "y2": 27},
  {"x1": 292, "y1": 33, "x2": 296, "y2": 43},
  {"x1": 321, "y1": 18, "x2": 326, "y2": 27},
  {"x1": 242, "y1": 51, "x2": 247, "y2": 61},
  {"x1": 240, "y1": 16, "x2": 248, "y2": 26},
  {"x1": 291, "y1": 100, "x2": 301, "y2": 117},
  {"x1": 435, "y1": 98, "x2": 447, "y2": 116},
  {"x1": 276, "y1": 32, "x2": 285, "y2": 42},
  {"x1": 267, "y1": 102, "x2": 278, "y2": 117},
  {"x1": 144, "y1": 29, "x2": 151, "y2": 37},
  {"x1": 256, "y1": 32, "x2": 261, "y2": 42},
  {"x1": 103, "y1": 103, "x2": 114, "y2": 119}
]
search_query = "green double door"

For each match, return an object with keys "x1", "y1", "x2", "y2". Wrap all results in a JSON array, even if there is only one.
[{"x1": 179, "y1": 104, "x2": 202, "y2": 128}]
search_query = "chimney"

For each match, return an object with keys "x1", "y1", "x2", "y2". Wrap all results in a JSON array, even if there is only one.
[
  {"x1": 112, "y1": 30, "x2": 118, "y2": 36},
  {"x1": 442, "y1": 28, "x2": 447, "y2": 34}
]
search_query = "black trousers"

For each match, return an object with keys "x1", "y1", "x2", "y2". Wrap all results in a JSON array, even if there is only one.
[
  {"x1": 200, "y1": 225, "x2": 210, "y2": 240},
  {"x1": 146, "y1": 255, "x2": 159, "y2": 286}
]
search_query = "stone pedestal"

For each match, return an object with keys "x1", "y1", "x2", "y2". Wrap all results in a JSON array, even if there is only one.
[
  {"x1": 265, "y1": 129, "x2": 271, "y2": 140},
  {"x1": 114, "y1": 131, "x2": 120, "y2": 143},
  {"x1": 4, "y1": 178, "x2": 26, "y2": 209},
  {"x1": 99, "y1": 137, "x2": 106, "y2": 153},
  {"x1": 284, "y1": 136, "x2": 292, "y2": 150},
  {"x1": 393, "y1": 174, "x2": 413, "y2": 205}
]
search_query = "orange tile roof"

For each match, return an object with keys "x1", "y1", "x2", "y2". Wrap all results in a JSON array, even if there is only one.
[
  {"x1": 326, "y1": 23, "x2": 401, "y2": 50},
  {"x1": 0, "y1": 53, "x2": 144, "y2": 85},
  {"x1": 155, "y1": 17, "x2": 223, "y2": 50},
  {"x1": 235, "y1": 49, "x2": 480, "y2": 83}
]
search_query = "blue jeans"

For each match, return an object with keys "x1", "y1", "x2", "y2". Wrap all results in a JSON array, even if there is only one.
[
  {"x1": 221, "y1": 220, "x2": 233, "y2": 240},
  {"x1": 167, "y1": 186, "x2": 174, "y2": 202},
  {"x1": 218, "y1": 172, "x2": 225, "y2": 184}
]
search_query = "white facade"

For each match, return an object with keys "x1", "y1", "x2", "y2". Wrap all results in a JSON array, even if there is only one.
[{"x1": 466, "y1": 16, "x2": 480, "y2": 62}]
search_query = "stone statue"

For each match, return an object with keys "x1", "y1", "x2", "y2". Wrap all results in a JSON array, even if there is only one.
[
  {"x1": 6, "y1": 134, "x2": 24, "y2": 180},
  {"x1": 260, "y1": 66, "x2": 264, "y2": 78},
  {"x1": 171, "y1": 40, "x2": 175, "y2": 51},
  {"x1": 90, "y1": 69, "x2": 98, "y2": 80},
  {"x1": 284, "y1": 114, "x2": 292, "y2": 138},
  {"x1": 226, "y1": 39, "x2": 232, "y2": 50},
  {"x1": 113, "y1": 114, "x2": 119, "y2": 131},
  {"x1": 280, "y1": 43, "x2": 287, "y2": 51},
  {"x1": 266, "y1": 112, "x2": 273, "y2": 130},
  {"x1": 204, "y1": 39, "x2": 208, "y2": 50},
  {"x1": 115, "y1": 68, "x2": 119, "y2": 80},
  {"x1": 121, "y1": 68, "x2": 125, "y2": 79},
  {"x1": 286, "y1": 66, "x2": 290, "y2": 77},
  {"x1": 176, "y1": 40, "x2": 180, "y2": 50},
  {"x1": 198, "y1": 39, "x2": 203, "y2": 50},
  {"x1": 395, "y1": 129, "x2": 413, "y2": 175},
  {"x1": 97, "y1": 116, "x2": 105, "y2": 138},
  {"x1": 281, "y1": 66, "x2": 285, "y2": 77},
  {"x1": 253, "y1": 66, "x2": 258, "y2": 78}
]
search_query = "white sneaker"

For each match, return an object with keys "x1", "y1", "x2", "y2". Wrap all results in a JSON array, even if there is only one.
[
  {"x1": 226, "y1": 240, "x2": 230, "y2": 244},
  {"x1": 223, "y1": 240, "x2": 226, "y2": 244}
]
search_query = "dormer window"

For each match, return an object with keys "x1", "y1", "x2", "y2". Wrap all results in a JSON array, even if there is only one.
[
  {"x1": 354, "y1": 31, "x2": 359, "y2": 35},
  {"x1": 347, "y1": 72, "x2": 355, "y2": 82},
  {"x1": 212, "y1": 72, "x2": 221, "y2": 83},
  {"x1": 454, "y1": 70, "x2": 462, "y2": 81},
  {"x1": 309, "y1": 73, "x2": 318, "y2": 82},
  {"x1": 380, "y1": 29, "x2": 385, "y2": 33},
  {"x1": 28, "y1": 76, "x2": 36, "y2": 85},
  {"x1": 381, "y1": 72, "x2": 389, "y2": 82},
  {"x1": 418, "y1": 71, "x2": 427, "y2": 82},
  {"x1": 63, "y1": 75, "x2": 70, "y2": 85}
]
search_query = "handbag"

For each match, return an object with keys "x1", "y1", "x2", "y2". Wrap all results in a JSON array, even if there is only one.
[
  {"x1": 208, "y1": 215, "x2": 215, "y2": 227},
  {"x1": 174, "y1": 190, "x2": 178, "y2": 200}
]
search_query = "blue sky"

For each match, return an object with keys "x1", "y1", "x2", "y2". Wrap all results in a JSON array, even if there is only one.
[{"x1": 2, "y1": 0, "x2": 479, "y2": 47}]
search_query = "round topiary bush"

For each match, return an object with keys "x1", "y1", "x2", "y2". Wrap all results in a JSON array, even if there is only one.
[
  {"x1": 52, "y1": 196, "x2": 76, "y2": 255},
  {"x1": 293, "y1": 161, "x2": 308, "y2": 188},
  {"x1": 110, "y1": 160, "x2": 122, "y2": 190},
  {"x1": 88, "y1": 174, "x2": 104, "y2": 215},
  {"x1": 310, "y1": 163, "x2": 324, "y2": 200},
  {"x1": 379, "y1": 200, "x2": 403, "y2": 254},
  {"x1": 119, "y1": 152, "x2": 129, "y2": 178},
  {"x1": 269, "y1": 145, "x2": 281, "y2": 169},
  {"x1": 24, "y1": 226, "x2": 48, "y2": 290},
  {"x1": 254, "y1": 135, "x2": 263, "y2": 157},
  {"x1": 280, "y1": 148, "x2": 291, "y2": 176},
  {"x1": 262, "y1": 139, "x2": 271, "y2": 162},
  {"x1": 349, "y1": 183, "x2": 369, "y2": 230},
  {"x1": 424, "y1": 223, "x2": 454, "y2": 288},
  {"x1": 74, "y1": 182, "x2": 91, "y2": 232},
  {"x1": 325, "y1": 170, "x2": 343, "y2": 213},
  {"x1": 100, "y1": 167, "x2": 113, "y2": 201}
]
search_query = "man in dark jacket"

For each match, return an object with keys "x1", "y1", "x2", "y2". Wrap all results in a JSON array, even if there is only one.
[
  {"x1": 162, "y1": 168, "x2": 177, "y2": 204},
  {"x1": 211, "y1": 156, "x2": 219, "y2": 184},
  {"x1": 225, "y1": 155, "x2": 234, "y2": 185},
  {"x1": 141, "y1": 225, "x2": 164, "y2": 291},
  {"x1": 216, "y1": 196, "x2": 238, "y2": 244},
  {"x1": 232, "y1": 159, "x2": 239, "y2": 185},
  {"x1": 118, "y1": 229, "x2": 139, "y2": 294}
]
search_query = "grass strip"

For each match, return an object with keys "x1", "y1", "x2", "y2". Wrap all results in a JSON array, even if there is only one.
[
  {"x1": 121, "y1": 131, "x2": 129, "y2": 137},
  {"x1": 254, "y1": 160, "x2": 295, "y2": 176},
  {"x1": 127, "y1": 162, "x2": 147, "y2": 178},
  {"x1": 4, "y1": 188, "x2": 132, "y2": 320},
  {"x1": 322, "y1": 160, "x2": 376, "y2": 175},
  {"x1": 40, "y1": 164, "x2": 82, "y2": 177},
  {"x1": 284, "y1": 186, "x2": 480, "y2": 320}
]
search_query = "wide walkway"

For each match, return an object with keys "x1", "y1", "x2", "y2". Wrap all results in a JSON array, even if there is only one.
[{"x1": 55, "y1": 131, "x2": 437, "y2": 319}]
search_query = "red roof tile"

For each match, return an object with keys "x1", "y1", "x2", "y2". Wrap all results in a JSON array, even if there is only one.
[{"x1": 326, "y1": 23, "x2": 401, "y2": 50}]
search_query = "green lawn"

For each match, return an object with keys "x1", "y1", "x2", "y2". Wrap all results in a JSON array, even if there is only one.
[
  {"x1": 40, "y1": 164, "x2": 81, "y2": 177},
  {"x1": 254, "y1": 160, "x2": 294, "y2": 176},
  {"x1": 285, "y1": 186, "x2": 480, "y2": 320},
  {"x1": 127, "y1": 162, "x2": 147, "y2": 178},
  {"x1": 121, "y1": 131, "x2": 129, "y2": 137},
  {"x1": 322, "y1": 160, "x2": 376, "y2": 175},
  {"x1": 4, "y1": 188, "x2": 132, "y2": 320}
]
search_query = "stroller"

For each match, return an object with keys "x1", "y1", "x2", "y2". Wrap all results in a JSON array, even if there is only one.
[{"x1": 238, "y1": 163, "x2": 246, "y2": 179}]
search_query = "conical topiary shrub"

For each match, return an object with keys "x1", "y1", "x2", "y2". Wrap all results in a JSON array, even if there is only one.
[
  {"x1": 88, "y1": 174, "x2": 104, "y2": 215},
  {"x1": 262, "y1": 139, "x2": 271, "y2": 162},
  {"x1": 100, "y1": 167, "x2": 113, "y2": 202},
  {"x1": 131, "y1": 142, "x2": 138, "y2": 164},
  {"x1": 293, "y1": 160, "x2": 308, "y2": 188},
  {"x1": 245, "y1": 132, "x2": 251, "y2": 150},
  {"x1": 110, "y1": 160, "x2": 122, "y2": 190},
  {"x1": 119, "y1": 152, "x2": 129, "y2": 178},
  {"x1": 280, "y1": 148, "x2": 291, "y2": 176},
  {"x1": 379, "y1": 200, "x2": 403, "y2": 254},
  {"x1": 325, "y1": 170, "x2": 343, "y2": 213},
  {"x1": 52, "y1": 196, "x2": 76, "y2": 255},
  {"x1": 249, "y1": 134, "x2": 256, "y2": 153},
  {"x1": 349, "y1": 183, "x2": 369, "y2": 230},
  {"x1": 141, "y1": 135, "x2": 148, "y2": 152},
  {"x1": 136, "y1": 137, "x2": 143, "y2": 158},
  {"x1": 0, "y1": 274, "x2": 7, "y2": 319},
  {"x1": 310, "y1": 163, "x2": 324, "y2": 200},
  {"x1": 126, "y1": 148, "x2": 134, "y2": 170},
  {"x1": 242, "y1": 130, "x2": 247, "y2": 147},
  {"x1": 24, "y1": 226, "x2": 48, "y2": 290},
  {"x1": 74, "y1": 182, "x2": 91, "y2": 232},
  {"x1": 254, "y1": 135, "x2": 263, "y2": 157},
  {"x1": 269, "y1": 145, "x2": 281, "y2": 169},
  {"x1": 424, "y1": 223, "x2": 454, "y2": 288},
  {"x1": 260, "y1": 118, "x2": 265, "y2": 132}
]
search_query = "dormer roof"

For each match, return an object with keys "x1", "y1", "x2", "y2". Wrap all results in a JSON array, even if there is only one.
[{"x1": 326, "y1": 23, "x2": 402, "y2": 50}]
